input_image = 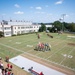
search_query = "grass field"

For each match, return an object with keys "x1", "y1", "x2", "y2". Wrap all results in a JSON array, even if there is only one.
[{"x1": 0, "y1": 32, "x2": 75, "y2": 74}]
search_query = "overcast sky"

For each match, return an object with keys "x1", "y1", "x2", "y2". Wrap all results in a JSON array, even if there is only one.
[{"x1": 0, "y1": 0, "x2": 75, "y2": 23}]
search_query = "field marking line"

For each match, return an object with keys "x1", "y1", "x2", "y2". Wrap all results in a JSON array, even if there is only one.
[
  {"x1": 14, "y1": 41, "x2": 36, "y2": 49},
  {"x1": 0, "y1": 52, "x2": 6, "y2": 56},
  {"x1": 0, "y1": 41, "x2": 75, "y2": 71},
  {"x1": 0, "y1": 42, "x2": 42, "y2": 59},
  {"x1": 46, "y1": 44, "x2": 67, "y2": 60},
  {"x1": 36, "y1": 40, "x2": 67, "y2": 56},
  {"x1": 21, "y1": 52, "x2": 75, "y2": 71},
  {"x1": 36, "y1": 39, "x2": 67, "y2": 56},
  {"x1": 26, "y1": 49, "x2": 34, "y2": 52},
  {"x1": 4, "y1": 38, "x2": 35, "y2": 47},
  {"x1": 0, "y1": 43, "x2": 24, "y2": 53},
  {"x1": 60, "y1": 47, "x2": 75, "y2": 65},
  {"x1": 1, "y1": 34, "x2": 65, "y2": 54},
  {"x1": 28, "y1": 36, "x2": 67, "y2": 55}
]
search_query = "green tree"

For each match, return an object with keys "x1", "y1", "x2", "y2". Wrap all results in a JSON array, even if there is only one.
[
  {"x1": 47, "y1": 27, "x2": 51, "y2": 32},
  {"x1": 0, "y1": 31, "x2": 4, "y2": 37},
  {"x1": 69, "y1": 23, "x2": 75, "y2": 32},
  {"x1": 53, "y1": 21, "x2": 62, "y2": 31},
  {"x1": 63, "y1": 22, "x2": 69, "y2": 29},
  {"x1": 38, "y1": 23, "x2": 46, "y2": 32}
]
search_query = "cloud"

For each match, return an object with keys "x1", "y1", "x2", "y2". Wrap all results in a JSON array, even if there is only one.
[
  {"x1": 35, "y1": 7, "x2": 42, "y2": 10},
  {"x1": 14, "y1": 11, "x2": 24, "y2": 14},
  {"x1": 14, "y1": 4, "x2": 20, "y2": 8},
  {"x1": 65, "y1": 14, "x2": 69, "y2": 17},
  {"x1": 55, "y1": 0, "x2": 63, "y2": 5}
]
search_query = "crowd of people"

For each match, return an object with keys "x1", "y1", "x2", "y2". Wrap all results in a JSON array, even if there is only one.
[
  {"x1": 0, "y1": 57, "x2": 14, "y2": 75},
  {"x1": 34, "y1": 42, "x2": 51, "y2": 51}
]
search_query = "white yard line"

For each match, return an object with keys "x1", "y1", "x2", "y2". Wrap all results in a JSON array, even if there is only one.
[
  {"x1": 60, "y1": 47, "x2": 75, "y2": 64},
  {"x1": 36, "y1": 40, "x2": 66, "y2": 56},
  {"x1": 0, "y1": 52, "x2": 6, "y2": 56},
  {"x1": 67, "y1": 36, "x2": 75, "y2": 38},
  {"x1": 26, "y1": 49, "x2": 34, "y2": 52},
  {"x1": 22, "y1": 52, "x2": 75, "y2": 71},
  {"x1": 46, "y1": 44, "x2": 67, "y2": 60},
  {"x1": 2, "y1": 35, "x2": 63, "y2": 54},
  {"x1": 28, "y1": 37, "x2": 67, "y2": 55},
  {"x1": 0, "y1": 43, "x2": 24, "y2": 53},
  {"x1": 0, "y1": 42, "x2": 75, "y2": 71}
]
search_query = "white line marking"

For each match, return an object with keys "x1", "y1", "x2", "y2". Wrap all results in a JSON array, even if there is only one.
[
  {"x1": 0, "y1": 43, "x2": 24, "y2": 53},
  {"x1": 27, "y1": 45, "x2": 33, "y2": 47},
  {"x1": 60, "y1": 47, "x2": 75, "y2": 64},
  {"x1": 36, "y1": 40, "x2": 66, "y2": 56},
  {"x1": 46, "y1": 44, "x2": 67, "y2": 60},
  {"x1": 0, "y1": 52, "x2": 6, "y2": 56},
  {"x1": 0, "y1": 42, "x2": 75, "y2": 71}
]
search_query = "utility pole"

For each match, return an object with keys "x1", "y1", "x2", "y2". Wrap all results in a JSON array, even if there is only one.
[{"x1": 62, "y1": 14, "x2": 66, "y2": 31}]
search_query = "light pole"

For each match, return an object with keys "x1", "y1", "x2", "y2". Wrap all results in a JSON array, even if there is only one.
[
  {"x1": 61, "y1": 14, "x2": 66, "y2": 31},
  {"x1": 59, "y1": 18, "x2": 63, "y2": 31}
]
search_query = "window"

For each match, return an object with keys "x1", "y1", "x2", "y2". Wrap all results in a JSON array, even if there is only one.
[
  {"x1": 17, "y1": 31, "x2": 20, "y2": 34},
  {"x1": 5, "y1": 32, "x2": 11, "y2": 35},
  {"x1": 21, "y1": 27, "x2": 25, "y2": 29},
  {"x1": 18, "y1": 27, "x2": 20, "y2": 29},
  {"x1": 21, "y1": 31, "x2": 25, "y2": 33},
  {"x1": 4, "y1": 27, "x2": 11, "y2": 30}
]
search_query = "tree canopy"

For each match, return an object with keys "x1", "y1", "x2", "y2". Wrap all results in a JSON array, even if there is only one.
[
  {"x1": 38, "y1": 23, "x2": 46, "y2": 32},
  {"x1": 0, "y1": 31, "x2": 4, "y2": 37}
]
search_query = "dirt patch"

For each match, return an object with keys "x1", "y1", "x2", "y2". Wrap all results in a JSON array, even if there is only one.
[{"x1": 68, "y1": 43, "x2": 75, "y2": 46}]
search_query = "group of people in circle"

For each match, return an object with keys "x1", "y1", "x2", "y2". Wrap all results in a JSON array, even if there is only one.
[{"x1": 34, "y1": 42, "x2": 51, "y2": 52}]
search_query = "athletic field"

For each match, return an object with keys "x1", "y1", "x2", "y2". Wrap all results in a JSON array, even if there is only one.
[{"x1": 0, "y1": 32, "x2": 75, "y2": 74}]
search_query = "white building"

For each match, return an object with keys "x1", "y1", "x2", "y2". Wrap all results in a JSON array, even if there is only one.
[
  {"x1": 3, "y1": 25, "x2": 11, "y2": 37},
  {"x1": 0, "y1": 22, "x2": 2, "y2": 32},
  {"x1": 0, "y1": 20, "x2": 40, "y2": 37},
  {"x1": 11, "y1": 24, "x2": 39, "y2": 35},
  {"x1": 0, "y1": 20, "x2": 53, "y2": 37},
  {"x1": 0, "y1": 21, "x2": 11, "y2": 37}
]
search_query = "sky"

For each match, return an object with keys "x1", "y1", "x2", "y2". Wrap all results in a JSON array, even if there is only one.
[{"x1": 0, "y1": 0, "x2": 75, "y2": 23}]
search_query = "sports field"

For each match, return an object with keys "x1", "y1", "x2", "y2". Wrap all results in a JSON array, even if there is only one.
[{"x1": 0, "y1": 32, "x2": 75, "y2": 74}]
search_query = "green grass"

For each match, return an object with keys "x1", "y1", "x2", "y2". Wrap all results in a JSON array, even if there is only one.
[{"x1": 0, "y1": 32, "x2": 75, "y2": 71}]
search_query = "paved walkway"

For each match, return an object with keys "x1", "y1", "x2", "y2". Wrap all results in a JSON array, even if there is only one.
[{"x1": 9, "y1": 55, "x2": 65, "y2": 75}]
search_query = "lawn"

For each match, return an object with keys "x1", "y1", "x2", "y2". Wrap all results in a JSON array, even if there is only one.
[{"x1": 0, "y1": 32, "x2": 75, "y2": 73}]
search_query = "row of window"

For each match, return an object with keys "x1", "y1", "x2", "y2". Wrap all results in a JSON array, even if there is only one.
[
  {"x1": 4, "y1": 32, "x2": 11, "y2": 35},
  {"x1": 4, "y1": 27, "x2": 11, "y2": 30},
  {"x1": 0, "y1": 27, "x2": 11, "y2": 30},
  {"x1": 15, "y1": 30, "x2": 35, "y2": 34},
  {"x1": 15, "y1": 26, "x2": 38, "y2": 29}
]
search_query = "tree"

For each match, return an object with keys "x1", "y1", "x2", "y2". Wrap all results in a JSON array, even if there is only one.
[
  {"x1": 53, "y1": 21, "x2": 62, "y2": 31},
  {"x1": 69, "y1": 23, "x2": 75, "y2": 32},
  {"x1": 0, "y1": 31, "x2": 4, "y2": 37},
  {"x1": 47, "y1": 27, "x2": 51, "y2": 32},
  {"x1": 38, "y1": 23, "x2": 46, "y2": 32},
  {"x1": 63, "y1": 22, "x2": 69, "y2": 29}
]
